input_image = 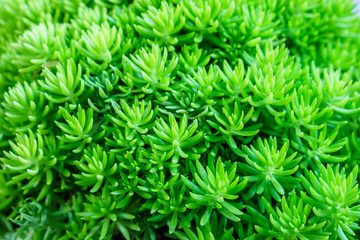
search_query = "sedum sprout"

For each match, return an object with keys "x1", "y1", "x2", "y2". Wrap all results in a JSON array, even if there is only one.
[{"x1": 1, "y1": 0, "x2": 360, "y2": 239}]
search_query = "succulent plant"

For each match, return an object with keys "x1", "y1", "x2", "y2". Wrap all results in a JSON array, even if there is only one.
[{"x1": 1, "y1": 0, "x2": 360, "y2": 239}]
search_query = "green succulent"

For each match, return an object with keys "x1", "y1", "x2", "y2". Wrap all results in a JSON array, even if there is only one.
[
  {"x1": 2, "y1": 81, "x2": 53, "y2": 133},
  {"x1": 177, "y1": 44, "x2": 211, "y2": 73},
  {"x1": 79, "y1": 187, "x2": 140, "y2": 240},
  {"x1": 275, "y1": 85, "x2": 333, "y2": 137},
  {"x1": 217, "y1": 4, "x2": 280, "y2": 61},
  {"x1": 148, "y1": 184, "x2": 187, "y2": 233},
  {"x1": 207, "y1": 99, "x2": 261, "y2": 155},
  {"x1": 73, "y1": 144, "x2": 118, "y2": 193},
  {"x1": 1, "y1": 130, "x2": 67, "y2": 200},
  {"x1": 174, "y1": 212, "x2": 240, "y2": 240},
  {"x1": 292, "y1": 125, "x2": 349, "y2": 169},
  {"x1": 11, "y1": 22, "x2": 65, "y2": 73},
  {"x1": 109, "y1": 97, "x2": 157, "y2": 140},
  {"x1": 11, "y1": 198, "x2": 67, "y2": 240},
  {"x1": 76, "y1": 22, "x2": 131, "y2": 73},
  {"x1": 254, "y1": 190, "x2": 331, "y2": 240},
  {"x1": 239, "y1": 137, "x2": 302, "y2": 202},
  {"x1": 182, "y1": 157, "x2": 247, "y2": 225},
  {"x1": 122, "y1": 44, "x2": 178, "y2": 100},
  {"x1": 217, "y1": 59, "x2": 249, "y2": 102},
  {"x1": 149, "y1": 113, "x2": 203, "y2": 164},
  {"x1": 301, "y1": 164, "x2": 360, "y2": 239},
  {"x1": 55, "y1": 105, "x2": 105, "y2": 153},
  {"x1": 70, "y1": 3, "x2": 107, "y2": 34},
  {"x1": 243, "y1": 44, "x2": 297, "y2": 117},
  {"x1": 1, "y1": 0, "x2": 360, "y2": 239},
  {"x1": 40, "y1": 59, "x2": 87, "y2": 105},
  {"x1": 182, "y1": 0, "x2": 221, "y2": 42},
  {"x1": 135, "y1": 1, "x2": 193, "y2": 47},
  {"x1": 314, "y1": 65, "x2": 360, "y2": 114}
]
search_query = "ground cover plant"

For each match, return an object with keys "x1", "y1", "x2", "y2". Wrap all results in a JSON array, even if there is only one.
[{"x1": 1, "y1": 0, "x2": 360, "y2": 239}]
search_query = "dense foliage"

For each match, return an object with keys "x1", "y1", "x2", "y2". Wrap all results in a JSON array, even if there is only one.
[{"x1": 1, "y1": 0, "x2": 360, "y2": 239}]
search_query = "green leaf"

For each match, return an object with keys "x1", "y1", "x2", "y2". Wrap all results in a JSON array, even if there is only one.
[{"x1": 200, "y1": 206, "x2": 213, "y2": 226}]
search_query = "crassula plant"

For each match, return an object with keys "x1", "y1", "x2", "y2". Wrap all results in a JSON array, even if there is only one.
[{"x1": 1, "y1": 0, "x2": 360, "y2": 239}]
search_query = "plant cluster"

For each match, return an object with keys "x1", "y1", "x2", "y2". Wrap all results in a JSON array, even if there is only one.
[{"x1": 1, "y1": 0, "x2": 360, "y2": 239}]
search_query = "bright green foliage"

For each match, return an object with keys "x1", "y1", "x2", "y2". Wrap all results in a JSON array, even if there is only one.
[
  {"x1": 70, "y1": 4, "x2": 107, "y2": 34},
  {"x1": 301, "y1": 165, "x2": 360, "y2": 239},
  {"x1": 317, "y1": 40, "x2": 360, "y2": 72},
  {"x1": 148, "y1": 184, "x2": 187, "y2": 233},
  {"x1": 207, "y1": 99, "x2": 260, "y2": 154},
  {"x1": 314, "y1": 65, "x2": 360, "y2": 114},
  {"x1": 11, "y1": 22, "x2": 65, "y2": 73},
  {"x1": 79, "y1": 187, "x2": 140, "y2": 240},
  {"x1": 122, "y1": 44, "x2": 178, "y2": 100},
  {"x1": 183, "y1": 66, "x2": 222, "y2": 106},
  {"x1": 95, "y1": 0, "x2": 126, "y2": 8},
  {"x1": 276, "y1": 85, "x2": 333, "y2": 137},
  {"x1": 182, "y1": 0, "x2": 221, "y2": 42},
  {"x1": 135, "y1": 1, "x2": 191, "y2": 47},
  {"x1": 76, "y1": 22, "x2": 130, "y2": 73},
  {"x1": 1, "y1": 0, "x2": 360, "y2": 239},
  {"x1": 1, "y1": 130, "x2": 67, "y2": 200},
  {"x1": 243, "y1": 43, "x2": 298, "y2": 117},
  {"x1": 165, "y1": 65, "x2": 220, "y2": 119},
  {"x1": 282, "y1": 0, "x2": 360, "y2": 70},
  {"x1": 2, "y1": 81, "x2": 52, "y2": 133},
  {"x1": 0, "y1": 0, "x2": 53, "y2": 52},
  {"x1": 254, "y1": 191, "x2": 331, "y2": 240},
  {"x1": 217, "y1": 59, "x2": 248, "y2": 102},
  {"x1": 40, "y1": 59, "x2": 86, "y2": 104},
  {"x1": 239, "y1": 137, "x2": 301, "y2": 201},
  {"x1": 55, "y1": 105, "x2": 105, "y2": 153},
  {"x1": 74, "y1": 144, "x2": 118, "y2": 193},
  {"x1": 11, "y1": 198, "x2": 67, "y2": 240},
  {"x1": 293, "y1": 125, "x2": 349, "y2": 169},
  {"x1": 177, "y1": 44, "x2": 211, "y2": 73},
  {"x1": 174, "y1": 212, "x2": 240, "y2": 240},
  {"x1": 65, "y1": 193, "x2": 102, "y2": 240},
  {"x1": 105, "y1": 125, "x2": 138, "y2": 154},
  {"x1": 217, "y1": 4, "x2": 280, "y2": 61},
  {"x1": 150, "y1": 113, "x2": 203, "y2": 164},
  {"x1": 0, "y1": 173, "x2": 17, "y2": 211},
  {"x1": 109, "y1": 97, "x2": 156, "y2": 139},
  {"x1": 182, "y1": 157, "x2": 247, "y2": 225},
  {"x1": 138, "y1": 170, "x2": 180, "y2": 211}
]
